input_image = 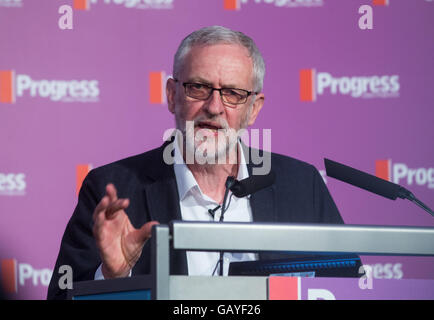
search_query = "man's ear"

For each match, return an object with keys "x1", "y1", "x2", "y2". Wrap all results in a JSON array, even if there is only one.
[
  {"x1": 166, "y1": 78, "x2": 177, "y2": 114},
  {"x1": 247, "y1": 93, "x2": 265, "y2": 126}
]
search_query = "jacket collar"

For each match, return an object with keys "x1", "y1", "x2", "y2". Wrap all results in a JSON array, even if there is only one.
[{"x1": 144, "y1": 139, "x2": 276, "y2": 223}]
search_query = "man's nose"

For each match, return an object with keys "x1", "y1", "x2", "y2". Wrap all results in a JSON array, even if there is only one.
[{"x1": 203, "y1": 90, "x2": 225, "y2": 116}]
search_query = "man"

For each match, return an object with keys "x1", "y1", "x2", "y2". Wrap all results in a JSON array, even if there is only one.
[{"x1": 47, "y1": 26, "x2": 344, "y2": 300}]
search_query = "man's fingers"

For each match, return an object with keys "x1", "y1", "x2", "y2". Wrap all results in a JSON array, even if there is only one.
[
  {"x1": 94, "y1": 183, "x2": 127, "y2": 222},
  {"x1": 92, "y1": 195, "x2": 109, "y2": 223},
  {"x1": 105, "y1": 198, "x2": 129, "y2": 219},
  {"x1": 93, "y1": 183, "x2": 117, "y2": 224},
  {"x1": 93, "y1": 197, "x2": 129, "y2": 225},
  {"x1": 106, "y1": 183, "x2": 118, "y2": 202}
]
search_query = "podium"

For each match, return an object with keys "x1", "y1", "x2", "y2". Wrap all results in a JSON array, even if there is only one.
[{"x1": 68, "y1": 221, "x2": 434, "y2": 300}]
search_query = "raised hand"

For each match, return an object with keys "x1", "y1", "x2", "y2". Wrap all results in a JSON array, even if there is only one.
[{"x1": 92, "y1": 183, "x2": 159, "y2": 278}]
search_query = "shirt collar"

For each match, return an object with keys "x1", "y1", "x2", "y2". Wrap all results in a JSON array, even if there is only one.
[{"x1": 173, "y1": 131, "x2": 249, "y2": 201}]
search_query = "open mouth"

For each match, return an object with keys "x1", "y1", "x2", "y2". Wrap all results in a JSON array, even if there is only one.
[{"x1": 196, "y1": 122, "x2": 223, "y2": 131}]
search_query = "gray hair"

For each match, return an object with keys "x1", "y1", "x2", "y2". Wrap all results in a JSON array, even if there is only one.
[{"x1": 173, "y1": 26, "x2": 265, "y2": 92}]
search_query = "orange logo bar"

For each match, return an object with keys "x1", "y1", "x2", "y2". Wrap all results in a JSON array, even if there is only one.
[
  {"x1": 375, "y1": 159, "x2": 391, "y2": 181},
  {"x1": 300, "y1": 69, "x2": 315, "y2": 102},
  {"x1": 224, "y1": 0, "x2": 239, "y2": 10},
  {"x1": 73, "y1": 0, "x2": 89, "y2": 10},
  {"x1": 76, "y1": 164, "x2": 92, "y2": 196},
  {"x1": 149, "y1": 71, "x2": 165, "y2": 104},
  {"x1": 0, "y1": 70, "x2": 15, "y2": 103},
  {"x1": 373, "y1": 0, "x2": 388, "y2": 6},
  {"x1": 1, "y1": 259, "x2": 17, "y2": 294}
]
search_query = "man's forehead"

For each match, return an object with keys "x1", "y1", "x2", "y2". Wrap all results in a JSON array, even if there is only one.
[
  {"x1": 185, "y1": 76, "x2": 244, "y2": 89},
  {"x1": 180, "y1": 43, "x2": 254, "y2": 86},
  {"x1": 185, "y1": 43, "x2": 251, "y2": 62}
]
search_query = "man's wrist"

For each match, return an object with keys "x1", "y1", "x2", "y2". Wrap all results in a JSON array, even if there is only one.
[{"x1": 101, "y1": 263, "x2": 132, "y2": 279}]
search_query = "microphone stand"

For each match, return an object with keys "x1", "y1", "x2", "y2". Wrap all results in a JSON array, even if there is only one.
[
  {"x1": 217, "y1": 176, "x2": 236, "y2": 276},
  {"x1": 210, "y1": 173, "x2": 276, "y2": 276},
  {"x1": 398, "y1": 187, "x2": 434, "y2": 217}
]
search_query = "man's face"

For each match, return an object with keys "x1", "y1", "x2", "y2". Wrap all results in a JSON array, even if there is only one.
[{"x1": 167, "y1": 43, "x2": 264, "y2": 163}]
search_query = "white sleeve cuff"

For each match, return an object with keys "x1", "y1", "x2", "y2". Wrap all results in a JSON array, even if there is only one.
[{"x1": 94, "y1": 265, "x2": 132, "y2": 280}]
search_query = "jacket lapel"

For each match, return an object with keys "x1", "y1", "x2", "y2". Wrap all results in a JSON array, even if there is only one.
[
  {"x1": 144, "y1": 178, "x2": 181, "y2": 224},
  {"x1": 143, "y1": 141, "x2": 188, "y2": 275},
  {"x1": 249, "y1": 185, "x2": 276, "y2": 223},
  {"x1": 242, "y1": 144, "x2": 278, "y2": 263},
  {"x1": 242, "y1": 143, "x2": 276, "y2": 223}
]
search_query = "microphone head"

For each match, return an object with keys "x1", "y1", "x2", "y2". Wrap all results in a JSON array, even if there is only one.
[
  {"x1": 225, "y1": 176, "x2": 237, "y2": 189},
  {"x1": 324, "y1": 158, "x2": 402, "y2": 200},
  {"x1": 230, "y1": 171, "x2": 276, "y2": 198}
]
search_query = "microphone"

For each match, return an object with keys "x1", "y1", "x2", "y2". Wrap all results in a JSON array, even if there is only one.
[
  {"x1": 324, "y1": 158, "x2": 434, "y2": 217},
  {"x1": 214, "y1": 172, "x2": 277, "y2": 276},
  {"x1": 215, "y1": 176, "x2": 236, "y2": 276},
  {"x1": 230, "y1": 171, "x2": 276, "y2": 198},
  {"x1": 220, "y1": 176, "x2": 237, "y2": 221}
]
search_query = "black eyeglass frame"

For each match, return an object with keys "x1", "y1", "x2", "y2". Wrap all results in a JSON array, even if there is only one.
[{"x1": 173, "y1": 78, "x2": 258, "y2": 107}]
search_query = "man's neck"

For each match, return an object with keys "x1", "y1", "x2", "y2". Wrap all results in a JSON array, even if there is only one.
[
  {"x1": 178, "y1": 134, "x2": 241, "y2": 204},
  {"x1": 173, "y1": 131, "x2": 242, "y2": 203},
  {"x1": 184, "y1": 145, "x2": 240, "y2": 204}
]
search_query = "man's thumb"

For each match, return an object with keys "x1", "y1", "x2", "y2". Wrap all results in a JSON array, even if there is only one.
[{"x1": 138, "y1": 221, "x2": 160, "y2": 242}]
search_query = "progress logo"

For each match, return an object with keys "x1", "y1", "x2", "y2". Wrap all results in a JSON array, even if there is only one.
[
  {"x1": 224, "y1": 0, "x2": 323, "y2": 10},
  {"x1": 73, "y1": 0, "x2": 174, "y2": 10},
  {"x1": 1, "y1": 259, "x2": 53, "y2": 294},
  {"x1": 376, "y1": 159, "x2": 434, "y2": 190},
  {"x1": 0, "y1": 70, "x2": 100, "y2": 103},
  {"x1": 300, "y1": 69, "x2": 399, "y2": 102}
]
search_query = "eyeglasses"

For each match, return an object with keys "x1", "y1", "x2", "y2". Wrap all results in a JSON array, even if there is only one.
[{"x1": 174, "y1": 79, "x2": 258, "y2": 107}]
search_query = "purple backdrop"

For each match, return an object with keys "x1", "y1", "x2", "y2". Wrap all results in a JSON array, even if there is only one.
[{"x1": 0, "y1": 0, "x2": 433, "y2": 299}]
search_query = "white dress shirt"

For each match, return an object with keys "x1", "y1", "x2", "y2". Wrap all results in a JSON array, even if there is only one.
[{"x1": 172, "y1": 134, "x2": 257, "y2": 276}]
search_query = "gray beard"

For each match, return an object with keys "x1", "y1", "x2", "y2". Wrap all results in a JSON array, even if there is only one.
[{"x1": 174, "y1": 103, "x2": 252, "y2": 165}]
